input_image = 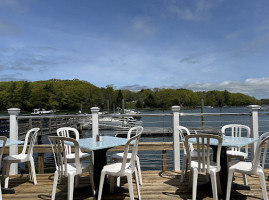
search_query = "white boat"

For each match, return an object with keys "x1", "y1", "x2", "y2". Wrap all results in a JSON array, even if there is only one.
[
  {"x1": 31, "y1": 109, "x2": 54, "y2": 115},
  {"x1": 124, "y1": 109, "x2": 141, "y2": 114}
]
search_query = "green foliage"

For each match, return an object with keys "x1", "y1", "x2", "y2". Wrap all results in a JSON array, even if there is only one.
[
  {"x1": 261, "y1": 99, "x2": 269, "y2": 105},
  {"x1": 0, "y1": 79, "x2": 261, "y2": 112}
]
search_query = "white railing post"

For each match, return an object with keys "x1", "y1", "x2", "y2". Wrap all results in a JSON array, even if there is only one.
[
  {"x1": 91, "y1": 107, "x2": 99, "y2": 139},
  {"x1": 172, "y1": 106, "x2": 180, "y2": 171},
  {"x1": 8, "y1": 108, "x2": 20, "y2": 175},
  {"x1": 247, "y1": 105, "x2": 261, "y2": 159}
]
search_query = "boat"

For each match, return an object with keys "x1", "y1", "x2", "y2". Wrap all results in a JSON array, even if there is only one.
[
  {"x1": 124, "y1": 109, "x2": 141, "y2": 115},
  {"x1": 31, "y1": 109, "x2": 54, "y2": 115}
]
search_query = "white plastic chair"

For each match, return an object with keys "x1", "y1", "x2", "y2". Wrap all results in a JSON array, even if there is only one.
[
  {"x1": 49, "y1": 136, "x2": 95, "y2": 200},
  {"x1": 226, "y1": 132, "x2": 269, "y2": 200},
  {"x1": 98, "y1": 133, "x2": 142, "y2": 200},
  {"x1": 3, "y1": 128, "x2": 39, "y2": 188},
  {"x1": 57, "y1": 127, "x2": 93, "y2": 188},
  {"x1": 177, "y1": 126, "x2": 198, "y2": 183},
  {"x1": 57, "y1": 127, "x2": 92, "y2": 162},
  {"x1": 110, "y1": 126, "x2": 143, "y2": 186},
  {"x1": 221, "y1": 124, "x2": 250, "y2": 185},
  {"x1": 184, "y1": 134, "x2": 222, "y2": 200},
  {"x1": 0, "y1": 136, "x2": 7, "y2": 200}
]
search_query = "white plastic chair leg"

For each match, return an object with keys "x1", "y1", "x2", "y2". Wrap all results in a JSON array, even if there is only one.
[
  {"x1": 27, "y1": 162, "x2": 32, "y2": 179},
  {"x1": 68, "y1": 174, "x2": 75, "y2": 200},
  {"x1": 242, "y1": 173, "x2": 248, "y2": 185},
  {"x1": 0, "y1": 182, "x2": 2, "y2": 200},
  {"x1": 258, "y1": 171, "x2": 268, "y2": 200},
  {"x1": 116, "y1": 176, "x2": 121, "y2": 186},
  {"x1": 88, "y1": 169, "x2": 95, "y2": 196},
  {"x1": 127, "y1": 173, "x2": 134, "y2": 200},
  {"x1": 110, "y1": 176, "x2": 115, "y2": 193},
  {"x1": 185, "y1": 160, "x2": 189, "y2": 177},
  {"x1": 29, "y1": 158, "x2": 37, "y2": 184},
  {"x1": 1, "y1": 162, "x2": 6, "y2": 187},
  {"x1": 210, "y1": 171, "x2": 218, "y2": 200},
  {"x1": 188, "y1": 170, "x2": 193, "y2": 189},
  {"x1": 97, "y1": 171, "x2": 106, "y2": 200},
  {"x1": 74, "y1": 175, "x2": 80, "y2": 188},
  {"x1": 4, "y1": 162, "x2": 11, "y2": 188},
  {"x1": 192, "y1": 169, "x2": 198, "y2": 200},
  {"x1": 217, "y1": 172, "x2": 222, "y2": 195},
  {"x1": 225, "y1": 169, "x2": 234, "y2": 200},
  {"x1": 134, "y1": 168, "x2": 141, "y2": 200},
  {"x1": 136, "y1": 156, "x2": 142, "y2": 185},
  {"x1": 51, "y1": 171, "x2": 59, "y2": 200},
  {"x1": 180, "y1": 156, "x2": 186, "y2": 182}
]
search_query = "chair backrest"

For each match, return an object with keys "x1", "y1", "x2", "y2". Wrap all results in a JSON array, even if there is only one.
[
  {"x1": 57, "y1": 127, "x2": 80, "y2": 140},
  {"x1": 21, "y1": 128, "x2": 40, "y2": 158},
  {"x1": 48, "y1": 136, "x2": 82, "y2": 176},
  {"x1": 177, "y1": 126, "x2": 194, "y2": 153},
  {"x1": 251, "y1": 132, "x2": 269, "y2": 172},
  {"x1": 57, "y1": 127, "x2": 80, "y2": 155},
  {"x1": 0, "y1": 136, "x2": 7, "y2": 167},
  {"x1": 184, "y1": 134, "x2": 222, "y2": 173},
  {"x1": 221, "y1": 124, "x2": 250, "y2": 153},
  {"x1": 127, "y1": 126, "x2": 143, "y2": 139},
  {"x1": 119, "y1": 132, "x2": 142, "y2": 175}
]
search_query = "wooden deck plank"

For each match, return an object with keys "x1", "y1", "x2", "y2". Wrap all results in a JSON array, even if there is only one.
[{"x1": 2, "y1": 170, "x2": 269, "y2": 200}]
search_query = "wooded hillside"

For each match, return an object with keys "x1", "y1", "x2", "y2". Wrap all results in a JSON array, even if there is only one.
[{"x1": 0, "y1": 79, "x2": 261, "y2": 112}]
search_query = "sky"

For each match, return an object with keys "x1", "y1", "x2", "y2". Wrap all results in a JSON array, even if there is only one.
[{"x1": 1, "y1": 0, "x2": 269, "y2": 99}]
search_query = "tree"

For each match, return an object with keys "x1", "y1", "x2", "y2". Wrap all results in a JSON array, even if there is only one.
[
  {"x1": 116, "y1": 90, "x2": 123, "y2": 108},
  {"x1": 144, "y1": 94, "x2": 156, "y2": 108},
  {"x1": 20, "y1": 81, "x2": 31, "y2": 111},
  {"x1": 135, "y1": 99, "x2": 143, "y2": 108}
]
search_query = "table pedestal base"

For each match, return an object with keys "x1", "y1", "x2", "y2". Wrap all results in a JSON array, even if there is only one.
[
  {"x1": 93, "y1": 148, "x2": 109, "y2": 199},
  {"x1": 2, "y1": 188, "x2": 15, "y2": 194}
]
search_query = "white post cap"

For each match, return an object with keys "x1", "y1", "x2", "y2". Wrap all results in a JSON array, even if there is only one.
[
  {"x1": 8, "y1": 108, "x2": 21, "y2": 115},
  {"x1": 171, "y1": 106, "x2": 180, "y2": 112},
  {"x1": 247, "y1": 105, "x2": 261, "y2": 111},
  {"x1": 91, "y1": 107, "x2": 100, "y2": 113}
]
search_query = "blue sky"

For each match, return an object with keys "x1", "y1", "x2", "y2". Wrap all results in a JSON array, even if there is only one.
[{"x1": 1, "y1": 0, "x2": 269, "y2": 99}]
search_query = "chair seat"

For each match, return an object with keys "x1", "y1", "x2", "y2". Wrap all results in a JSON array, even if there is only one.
[
  {"x1": 65, "y1": 162, "x2": 91, "y2": 174},
  {"x1": 111, "y1": 152, "x2": 132, "y2": 160},
  {"x1": 66, "y1": 152, "x2": 91, "y2": 160},
  {"x1": 227, "y1": 150, "x2": 248, "y2": 159},
  {"x1": 228, "y1": 160, "x2": 265, "y2": 177},
  {"x1": 190, "y1": 160, "x2": 219, "y2": 172},
  {"x1": 4, "y1": 154, "x2": 30, "y2": 162},
  {"x1": 229, "y1": 161, "x2": 251, "y2": 170},
  {"x1": 190, "y1": 150, "x2": 209, "y2": 157},
  {"x1": 103, "y1": 162, "x2": 132, "y2": 175}
]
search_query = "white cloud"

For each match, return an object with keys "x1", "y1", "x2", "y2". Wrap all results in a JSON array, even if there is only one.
[
  {"x1": 130, "y1": 16, "x2": 157, "y2": 38},
  {"x1": 185, "y1": 78, "x2": 269, "y2": 99},
  {"x1": 122, "y1": 77, "x2": 269, "y2": 99},
  {"x1": 0, "y1": 0, "x2": 29, "y2": 13},
  {"x1": 166, "y1": 0, "x2": 222, "y2": 21}
]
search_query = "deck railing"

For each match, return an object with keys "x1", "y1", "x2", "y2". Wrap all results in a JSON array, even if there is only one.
[
  {"x1": 2, "y1": 105, "x2": 267, "y2": 174},
  {"x1": 3, "y1": 142, "x2": 174, "y2": 174},
  {"x1": 3, "y1": 142, "x2": 266, "y2": 174}
]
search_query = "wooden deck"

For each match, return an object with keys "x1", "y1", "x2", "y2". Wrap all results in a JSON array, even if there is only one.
[{"x1": 2, "y1": 170, "x2": 269, "y2": 200}]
